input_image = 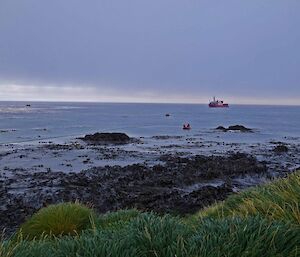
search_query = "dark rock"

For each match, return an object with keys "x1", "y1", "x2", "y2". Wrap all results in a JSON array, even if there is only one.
[
  {"x1": 172, "y1": 185, "x2": 233, "y2": 214},
  {"x1": 152, "y1": 135, "x2": 182, "y2": 140},
  {"x1": 227, "y1": 125, "x2": 252, "y2": 132},
  {"x1": 216, "y1": 125, "x2": 253, "y2": 132},
  {"x1": 0, "y1": 153, "x2": 268, "y2": 236},
  {"x1": 273, "y1": 144, "x2": 289, "y2": 153},
  {"x1": 45, "y1": 143, "x2": 84, "y2": 150},
  {"x1": 80, "y1": 132, "x2": 130, "y2": 144},
  {"x1": 216, "y1": 126, "x2": 227, "y2": 131}
]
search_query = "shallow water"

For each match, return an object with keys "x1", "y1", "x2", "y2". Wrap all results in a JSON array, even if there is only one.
[{"x1": 0, "y1": 101, "x2": 299, "y2": 144}]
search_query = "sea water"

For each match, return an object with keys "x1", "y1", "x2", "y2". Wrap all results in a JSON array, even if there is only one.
[{"x1": 0, "y1": 101, "x2": 299, "y2": 145}]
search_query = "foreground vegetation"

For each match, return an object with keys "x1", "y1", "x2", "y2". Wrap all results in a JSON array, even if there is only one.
[
  {"x1": 1, "y1": 171, "x2": 300, "y2": 257},
  {"x1": 197, "y1": 171, "x2": 300, "y2": 224}
]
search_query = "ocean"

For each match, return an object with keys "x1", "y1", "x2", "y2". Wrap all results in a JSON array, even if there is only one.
[{"x1": 0, "y1": 101, "x2": 299, "y2": 145}]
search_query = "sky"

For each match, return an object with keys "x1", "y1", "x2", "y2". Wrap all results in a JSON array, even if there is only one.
[{"x1": 0, "y1": 0, "x2": 300, "y2": 105}]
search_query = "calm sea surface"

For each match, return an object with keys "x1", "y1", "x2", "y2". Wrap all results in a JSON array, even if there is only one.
[{"x1": 0, "y1": 101, "x2": 299, "y2": 144}]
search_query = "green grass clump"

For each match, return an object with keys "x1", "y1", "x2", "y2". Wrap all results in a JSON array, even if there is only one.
[
  {"x1": 123, "y1": 213, "x2": 191, "y2": 257},
  {"x1": 0, "y1": 237, "x2": 17, "y2": 257},
  {"x1": 96, "y1": 209, "x2": 141, "y2": 230},
  {"x1": 3, "y1": 213, "x2": 192, "y2": 257},
  {"x1": 19, "y1": 202, "x2": 95, "y2": 239},
  {"x1": 3, "y1": 214, "x2": 300, "y2": 257},
  {"x1": 188, "y1": 216, "x2": 300, "y2": 257},
  {"x1": 197, "y1": 171, "x2": 300, "y2": 225}
]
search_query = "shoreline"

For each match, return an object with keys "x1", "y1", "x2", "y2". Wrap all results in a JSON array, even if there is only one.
[{"x1": 0, "y1": 131, "x2": 299, "y2": 235}]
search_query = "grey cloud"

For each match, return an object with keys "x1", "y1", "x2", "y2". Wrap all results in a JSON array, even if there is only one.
[{"x1": 0, "y1": 0, "x2": 300, "y2": 101}]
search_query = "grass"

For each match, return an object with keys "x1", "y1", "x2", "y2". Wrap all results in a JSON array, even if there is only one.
[
  {"x1": 1, "y1": 171, "x2": 300, "y2": 256},
  {"x1": 2, "y1": 215, "x2": 299, "y2": 257},
  {"x1": 123, "y1": 213, "x2": 191, "y2": 257},
  {"x1": 19, "y1": 202, "x2": 95, "y2": 239},
  {"x1": 188, "y1": 217, "x2": 300, "y2": 257},
  {"x1": 96, "y1": 209, "x2": 141, "y2": 230},
  {"x1": 194, "y1": 172, "x2": 300, "y2": 225}
]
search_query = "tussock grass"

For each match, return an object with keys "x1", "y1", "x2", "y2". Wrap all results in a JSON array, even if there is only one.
[
  {"x1": 2, "y1": 215, "x2": 299, "y2": 257},
  {"x1": 188, "y1": 217, "x2": 300, "y2": 257},
  {"x1": 123, "y1": 213, "x2": 191, "y2": 257},
  {"x1": 0, "y1": 233, "x2": 16, "y2": 257},
  {"x1": 19, "y1": 202, "x2": 95, "y2": 239},
  {"x1": 1, "y1": 213, "x2": 191, "y2": 257},
  {"x1": 195, "y1": 171, "x2": 300, "y2": 225},
  {"x1": 96, "y1": 209, "x2": 141, "y2": 230}
]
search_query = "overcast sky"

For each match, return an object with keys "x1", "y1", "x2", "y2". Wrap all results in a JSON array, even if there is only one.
[{"x1": 0, "y1": 0, "x2": 300, "y2": 104}]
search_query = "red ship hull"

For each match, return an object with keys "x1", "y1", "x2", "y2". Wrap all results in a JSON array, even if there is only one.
[
  {"x1": 208, "y1": 97, "x2": 229, "y2": 108},
  {"x1": 209, "y1": 103, "x2": 229, "y2": 108}
]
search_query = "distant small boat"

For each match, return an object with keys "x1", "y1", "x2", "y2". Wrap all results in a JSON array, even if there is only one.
[
  {"x1": 209, "y1": 97, "x2": 229, "y2": 108},
  {"x1": 26, "y1": 104, "x2": 31, "y2": 107}
]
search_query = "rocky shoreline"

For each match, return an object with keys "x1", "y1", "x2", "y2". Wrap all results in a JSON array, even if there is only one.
[
  {"x1": 0, "y1": 131, "x2": 299, "y2": 236},
  {"x1": 1, "y1": 152, "x2": 269, "y2": 235}
]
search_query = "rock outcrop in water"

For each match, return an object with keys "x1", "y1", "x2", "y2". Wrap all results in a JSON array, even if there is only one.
[
  {"x1": 80, "y1": 132, "x2": 130, "y2": 144},
  {"x1": 273, "y1": 144, "x2": 289, "y2": 153},
  {"x1": 216, "y1": 125, "x2": 253, "y2": 132}
]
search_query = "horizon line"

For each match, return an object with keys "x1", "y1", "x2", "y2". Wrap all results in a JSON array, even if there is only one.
[{"x1": 0, "y1": 99, "x2": 299, "y2": 107}]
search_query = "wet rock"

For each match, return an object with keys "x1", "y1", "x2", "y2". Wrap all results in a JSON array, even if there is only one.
[
  {"x1": 45, "y1": 143, "x2": 84, "y2": 150},
  {"x1": 172, "y1": 185, "x2": 233, "y2": 214},
  {"x1": 273, "y1": 144, "x2": 289, "y2": 153},
  {"x1": 0, "y1": 153, "x2": 269, "y2": 236},
  {"x1": 152, "y1": 135, "x2": 182, "y2": 140},
  {"x1": 80, "y1": 132, "x2": 130, "y2": 144},
  {"x1": 227, "y1": 125, "x2": 253, "y2": 132},
  {"x1": 216, "y1": 125, "x2": 253, "y2": 132},
  {"x1": 216, "y1": 126, "x2": 227, "y2": 131}
]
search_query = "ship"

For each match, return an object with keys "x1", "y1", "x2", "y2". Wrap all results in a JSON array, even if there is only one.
[{"x1": 208, "y1": 97, "x2": 229, "y2": 108}]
